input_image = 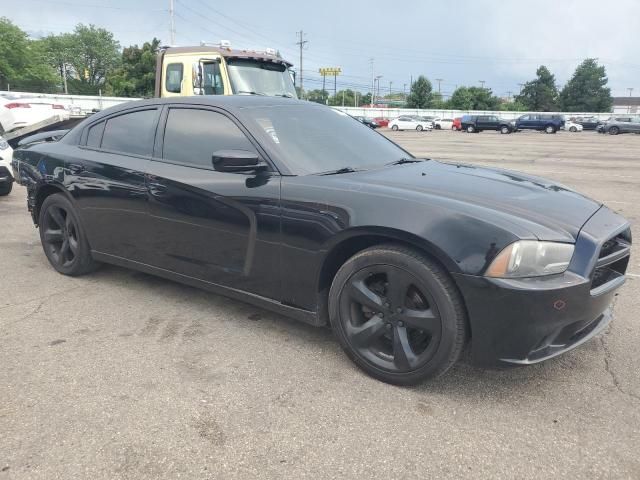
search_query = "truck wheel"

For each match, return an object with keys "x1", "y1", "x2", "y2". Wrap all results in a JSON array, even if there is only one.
[
  {"x1": 545, "y1": 125, "x2": 556, "y2": 134},
  {"x1": 466, "y1": 125, "x2": 475, "y2": 133}
]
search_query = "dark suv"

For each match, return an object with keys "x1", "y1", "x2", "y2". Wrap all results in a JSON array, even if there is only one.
[
  {"x1": 515, "y1": 114, "x2": 565, "y2": 134},
  {"x1": 460, "y1": 115, "x2": 515, "y2": 134}
]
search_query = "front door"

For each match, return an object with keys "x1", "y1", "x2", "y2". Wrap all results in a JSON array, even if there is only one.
[{"x1": 145, "y1": 105, "x2": 281, "y2": 300}]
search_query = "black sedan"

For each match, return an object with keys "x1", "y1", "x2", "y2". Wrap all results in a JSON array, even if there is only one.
[
  {"x1": 13, "y1": 97, "x2": 631, "y2": 385},
  {"x1": 354, "y1": 116, "x2": 379, "y2": 129}
]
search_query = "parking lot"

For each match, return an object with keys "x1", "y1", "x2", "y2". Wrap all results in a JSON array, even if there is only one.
[{"x1": 1, "y1": 129, "x2": 639, "y2": 479}]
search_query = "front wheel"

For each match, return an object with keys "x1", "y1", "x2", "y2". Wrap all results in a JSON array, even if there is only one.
[
  {"x1": 329, "y1": 244, "x2": 468, "y2": 385},
  {"x1": 466, "y1": 125, "x2": 475, "y2": 133},
  {"x1": 569, "y1": 126, "x2": 577, "y2": 132},
  {"x1": 416, "y1": 125, "x2": 423, "y2": 132},
  {"x1": 391, "y1": 125, "x2": 399, "y2": 131},
  {"x1": 39, "y1": 193, "x2": 99, "y2": 276},
  {"x1": 0, "y1": 182, "x2": 12, "y2": 196},
  {"x1": 545, "y1": 125, "x2": 556, "y2": 134},
  {"x1": 608, "y1": 126, "x2": 620, "y2": 135}
]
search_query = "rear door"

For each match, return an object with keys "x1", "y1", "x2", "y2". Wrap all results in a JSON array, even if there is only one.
[
  {"x1": 145, "y1": 105, "x2": 281, "y2": 299},
  {"x1": 70, "y1": 107, "x2": 160, "y2": 263}
]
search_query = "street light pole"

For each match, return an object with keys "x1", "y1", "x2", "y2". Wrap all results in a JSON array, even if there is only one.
[{"x1": 628, "y1": 87, "x2": 634, "y2": 114}]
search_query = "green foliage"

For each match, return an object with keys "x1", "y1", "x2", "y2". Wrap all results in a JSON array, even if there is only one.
[
  {"x1": 515, "y1": 65, "x2": 559, "y2": 111},
  {"x1": 448, "y1": 86, "x2": 501, "y2": 110},
  {"x1": 559, "y1": 59, "x2": 612, "y2": 112},
  {"x1": 328, "y1": 89, "x2": 366, "y2": 106},
  {"x1": 0, "y1": 17, "x2": 58, "y2": 92},
  {"x1": 498, "y1": 99, "x2": 527, "y2": 111},
  {"x1": 305, "y1": 89, "x2": 328, "y2": 103},
  {"x1": 406, "y1": 76, "x2": 432, "y2": 108},
  {"x1": 105, "y1": 38, "x2": 160, "y2": 97}
]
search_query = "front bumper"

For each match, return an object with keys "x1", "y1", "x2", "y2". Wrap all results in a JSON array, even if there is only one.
[{"x1": 454, "y1": 206, "x2": 631, "y2": 366}]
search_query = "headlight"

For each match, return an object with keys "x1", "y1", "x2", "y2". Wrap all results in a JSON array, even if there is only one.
[
  {"x1": 0, "y1": 138, "x2": 8, "y2": 150},
  {"x1": 485, "y1": 241, "x2": 574, "y2": 278}
]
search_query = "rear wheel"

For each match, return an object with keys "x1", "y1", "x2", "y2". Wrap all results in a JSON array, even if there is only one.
[
  {"x1": 466, "y1": 125, "x2": 475, "y2": 133},
  {"x1": 609, "y1": 126, "x2": 620, "y2": 135},
  {"x1": 0, "y1": 182, "x2": 12, "y2": 196},
  {"x1": 416, "y1": 125, "x2": 423, "y2": 132},
  {"x1": 39, "y1": 193, "x2": 99, "y2": 276},
  {"x1": 391, "y1": 125, "x2": 399, "y2": 131},
  {"x1": 329, "y1": 244, "x2": 467, "y2": 385},
  {"x1": 545, "y1": 125, "x2": 556, "y2": 134}
]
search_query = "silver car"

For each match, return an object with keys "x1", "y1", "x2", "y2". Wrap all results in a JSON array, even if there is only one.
[{"x1": 597, "y1": 115, "x2": 640, "y2": 135}]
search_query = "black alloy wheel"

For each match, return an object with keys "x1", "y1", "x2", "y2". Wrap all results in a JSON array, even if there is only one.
[
  {"x1": 39, "y1": 193, "x2": 98, "y2": 276},
  {"x1": 329, "y1": 245, "x2": 467, "y2": 385}
]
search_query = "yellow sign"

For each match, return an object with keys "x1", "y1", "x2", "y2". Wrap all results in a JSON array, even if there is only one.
[
  {"x1": 319, "y1": 67, "x2": 341, "y2": 76},
  {"x1": 83, "y1": 68, "x2": 89, "y2": 79}
]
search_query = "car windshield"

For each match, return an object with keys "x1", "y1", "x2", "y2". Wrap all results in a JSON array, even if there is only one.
[
  {"x1": 242, "y1": 104, "x2": 412, "y2": 175},
  {"x1": 226, "y1": 58, "x2": 297, "y2": 98}
]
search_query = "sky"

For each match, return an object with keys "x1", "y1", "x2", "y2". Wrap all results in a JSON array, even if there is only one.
[{"x1": 3, "y1": 0, "x2": 640, "y2": 97}]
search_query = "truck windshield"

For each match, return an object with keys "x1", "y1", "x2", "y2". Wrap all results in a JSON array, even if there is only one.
[{"x1": 226, "y1": 58, "x2": 297, "y2": 98}]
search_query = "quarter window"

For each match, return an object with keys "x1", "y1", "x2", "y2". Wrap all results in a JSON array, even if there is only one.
[
  {"x1": 162, "y1": 108, "x2": 256, "y2": 169},
  {"x1": 86, "y1": 121, "x2": 105, "y2": 147},
  {"x1": 101, "y1": 109, "x2": 158, "y2": 156},
  {"x1": 166, "y1": 63, "x2": 183, "y2": 93}
]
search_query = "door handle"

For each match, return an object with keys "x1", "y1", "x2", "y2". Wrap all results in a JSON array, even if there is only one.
[{"x1": 148, "y1": 182, "x2": 168, "y2": 195}]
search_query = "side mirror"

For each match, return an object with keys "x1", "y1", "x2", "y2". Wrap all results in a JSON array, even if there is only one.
[{"x1": 212, "y1": 150, "x2": 266, "y2": 173}]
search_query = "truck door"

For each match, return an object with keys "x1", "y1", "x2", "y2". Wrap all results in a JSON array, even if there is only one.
[{"x1": 193, "y1": 59, "x2": 227, "y2": 95}]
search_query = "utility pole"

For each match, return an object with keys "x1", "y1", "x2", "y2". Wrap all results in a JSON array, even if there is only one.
[
  {"x1": 389, "y1": 81, "x2": 392, "y2": 97},
  {"x1": 518, "y1": 83, "x2": 525, "y2": 94},
  {"x1": 435, "y1": 78, "x2": 443, "y2": 95},
  {"x1": 370, "y1": 58, "x2": 375, "y2": 106},
  {"x1": 169, "y1": 0, "x2": 176, "y2": 45},
  {"x1": 627, "y1": 88, "x2": 634, "y2": 113},
  {"x1": 403, "y1": 83, "x2": 407, "y2": 97},
  {"x1": 506, "y1": 91, "x2": 513, "y2": 101},
  {"x1": 375, "y1": 75, "x2": 383, "y2": 105},
  {"x1": 479, "y1": 80, "x2": 486, "y2": 89},
  {"x1": 296, "y1": 31, "x2": 308, "y2": 99}
]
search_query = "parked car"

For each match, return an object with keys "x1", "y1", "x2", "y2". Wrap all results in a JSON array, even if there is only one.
[
  {"x1": 460, "y1": 115, "x2": 515, "y2": 134},
  {"x1": 0, "y1": 136, "x2": 14, "y2": 195},
  {"x1": 515, "y1": 114, "x2": 565, "y2": 133},
  {"x1": 388, "y1": 116, "x2": 432, "y2": 131},
  {"x1": 410, "y1": 116, "x2": 435, "y2": 129},
  {"x1": 0, "y1": 95, "x2": 70, "y2": 133},
  {"x1": 597, "y1": 116, "x2": 640, "y2": 135},
  {"x1": 433, "y1": 117, "x2": 454, "y2": 130},
  {"x1": 562, "y1": 120, "x2": 583, "y2": 132},
  {"x1": 13, "y1": 96, "x2": 631, "y2": 385},
  {"x1": 354, "y1": 116, "x2": 379, "y2": 129},
  {"x1": 573, "y1": 116, "x2": 601, "y2": 130},
  {"x1": 373, "y1": 117, "x2": 389, "y2": 128},
  {"x1": 452, "y1": 117, "x2": 462, "y2": 131}
]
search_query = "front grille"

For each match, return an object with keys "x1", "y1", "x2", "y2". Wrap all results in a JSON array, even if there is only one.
[{"x1": 591, "y1": 228, "x2": 632, "y2": 293}]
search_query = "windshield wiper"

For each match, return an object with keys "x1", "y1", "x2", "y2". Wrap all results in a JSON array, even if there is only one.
[
  {"x1": 274, "y1": 92, "x2": 294, "y2": 98},
  {"x1": 237, "y1": 90, "x2": 267, "y2": 96},
  {"x1": 385, "y1": 158, "x2": 425, "y2": 166},
  {"x1": 317, "y1": 167, "x2": 360, "y2": 176}
]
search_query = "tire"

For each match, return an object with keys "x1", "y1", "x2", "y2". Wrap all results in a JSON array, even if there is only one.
[
  {"x1": 435, "y1": 124, "x2": 441, "y2": 130},
  {"x1": 466, "y1": 125, "x2": 475, "y2": 133},
  {"x1": 416, "y1": 125, "x2": 423, "y2": 132},
  {"x1": 391, "y1": 125, "x2": 399, "y2": 131},
  {"x1": 38, "y1": 193, "x2": 99, "y2": 276},
  {"x1": 328, "y1": 244, "x2": 468, "y2": 385},
  {"x1": 500, "y1": 125, "x2": 510, "y2": 134},
  {"x1": 545, "y1": 125, "x2": 556, "y2": 134},
  {"x1": 0, "y1": 182, "x2": 12, "y2": 196},
  {"x1": 608, "y1": 126, "x2": 620, "y2": 135},
  {"x1": 569, "y1": 126, "x2": 577, "y2": 132}
]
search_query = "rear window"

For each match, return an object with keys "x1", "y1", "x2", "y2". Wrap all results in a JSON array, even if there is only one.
[
  {"x1": 86, "y1": 121, "x2": 105, "y2": 148},
  {"x1": 101, "y1": 109, "x2": 158, "y2": 156}
]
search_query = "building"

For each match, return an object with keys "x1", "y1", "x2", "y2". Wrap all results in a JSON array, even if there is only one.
[{"x1": 612, "y1": 96, "x2": 640, "y2": 114}]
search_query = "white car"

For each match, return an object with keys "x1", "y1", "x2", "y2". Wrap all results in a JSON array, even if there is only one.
[
  {"x1": 0, "y1": 95, "x2": 70, "y2": 134},
  {"x1": 388, "y1": 116, "x2": 433, "y2": 132},
  {"x1": 0, "y1": 136, "x2": 14, "y2": 196},
  {"x1": 563, "y1": 120, "x2": 583, "y2": 132},
  {"x1": 433, "y1": 117, "x2": 454, "y2": 130}
]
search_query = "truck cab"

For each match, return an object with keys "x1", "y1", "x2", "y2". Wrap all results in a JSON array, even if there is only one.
[{"x1": 155, "y1": 44, "x2": 297, "y2": 99}]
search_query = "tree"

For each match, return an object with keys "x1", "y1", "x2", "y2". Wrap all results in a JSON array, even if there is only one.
[
  {"x1": 40, "y1": 33, "x2": 75, "y2": 93},
  {"x1": 306, "y1": 89, "x2": 328, "y2": 104},
  {"x1": 406, "y1": 76, "x2": 432, "y2": 108},
  {"x1": 66, "y1": 24, "x2": 121, "y2": 94},
  {"x1": 0, "y1": 17, "x2": 58, "y2": 92},
  {"x1": 515, "y1": 65, "x2": 559, "y2": 111},
  {"x1": 559, "y1": 59, "x2": 612, "y2": 112},
  {"x1": 106, "y1": 38, "x2": 160, "y2": 97},
  {"x1": 448, "y1": 86, "x2": 501, "y2": 110}
]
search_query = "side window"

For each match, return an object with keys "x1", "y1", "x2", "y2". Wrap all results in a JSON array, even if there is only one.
[
  {"x1": 86, "y1": 121, "x2": 105, "y2": 147},
  {"x1": 203, "y1": 62, "x2": 224, "y2": 95},
  {"x1": 162, "y1": 108, "x2": 256, "y2": 170},
  {"x1": 521, "y1": 115, "x2": 530, "y2": 121},
  {"x1": 166, "y1": 63, "x2": 183, "y2": 93},
  {"x1": 101, "y1": 109, "x2": 158, "y2": 156}
]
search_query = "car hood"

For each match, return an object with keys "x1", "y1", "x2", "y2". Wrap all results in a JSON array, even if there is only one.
[{"x1": 345, "y1": 160, "x2": 601, "y2": 242}]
